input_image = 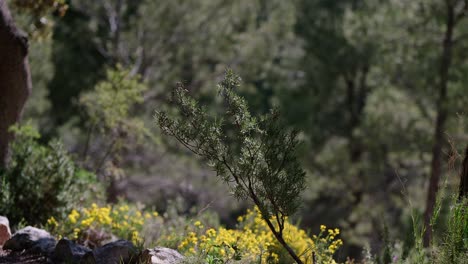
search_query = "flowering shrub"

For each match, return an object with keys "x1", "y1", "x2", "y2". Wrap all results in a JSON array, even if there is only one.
[
  {"x1": 46, "y1": 204, "x2": 343, "y2": 263},
  {"x1": 46, "y1": 203, "x2": 159, "y2": 247},
  {"x1": 177, "y1": 207, "x2": 343, "y2": 263}
]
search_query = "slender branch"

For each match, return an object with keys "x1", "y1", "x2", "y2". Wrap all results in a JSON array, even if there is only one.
[
  {"x1": 248, "y1": 186, "x2": 305, "y2": 264},
  {"x1": 82, "y1": 122, "x2": 96, "y2": 161},
  {"x1": 95, "y1": 137, "x2": 117, "y2": 175}
]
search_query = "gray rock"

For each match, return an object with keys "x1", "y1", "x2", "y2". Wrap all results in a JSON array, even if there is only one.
[
  {"x1": 140, "y1": 247, "x2": 183, "y2": 264},
  {"x1": 3, "y1": 226, "x2": 56, "y2": 255},
  {"x1": 30, "y1": 237, "x2": 57, "y2": 257},
  {"x1": 80, "y1": 239, "x2": 138, "y2": 264},
  {"x1": 53, "y1": 238, "x2": 92, "y2": 264},
  {"x1": 0, "y1": 216, "x2": 11, "y2": 247}
]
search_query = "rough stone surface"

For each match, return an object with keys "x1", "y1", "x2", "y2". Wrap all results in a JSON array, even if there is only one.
[
  {"x1": 3, "y1": 226, "x2": 55, "y2": 254},
  {"x1": 53, "y1": 238, "x2": 92, "y2": 264},
  {"x1": 0, "y1": 216, "x2": 11, "y2": 247},
  {"x1": 141, "y1": 247, "x2": 183, "y2": 264},
  {"x1": 80, "y1": 240, "x2": 137, "y2": 264},
  {"x1": 29, "y1": 237, "x2": 56, "y2": 257}
]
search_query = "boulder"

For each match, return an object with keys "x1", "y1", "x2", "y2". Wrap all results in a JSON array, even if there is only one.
[
  {"x1": 53, "y1": 238, "x2": 92, "y2": 264},
  {"x1": 0, "y1": 216, "x2": 11, "y2": 247},
  {"x1": 29, "y1": 237, "x2": 57, "y2": 257},
  {"x1": 80, "y1": 239, "x2": 137, "y2": 264},
  {"x1": 3, "y1": 226, "x2": 56, "y2": 255},
  {"x1": 140, "y1": 247, "x2": 184, "y2": 264}
]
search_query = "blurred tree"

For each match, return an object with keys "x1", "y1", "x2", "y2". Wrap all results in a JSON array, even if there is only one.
[
  {"x1": 291, "y1": 0, "x2": 384, "y2": 257},
  {"x1": 378, "y1": 0, "x2": 468, "y2": 247},
  {"x1": 287, "y1": 0, "x2": 467, "y2": 257},
  {"x1": 47, "y1": 0, "x2": 300, "y2": 127},
  {"x1": 45, "y1": 0, "x2": 303, "y2": 212},
  {"x1": 21, "y1": 37, "x2": 54, "y2": 131},
  {"x1": 422, "y1": 0, "x2": 467, "y2": 247},
  {"x1": 79, "y1": 65, "x2": 148, "y2": 202},
  {"x1": 47, "y1": 6, "x2": 107, "y2": 126}
]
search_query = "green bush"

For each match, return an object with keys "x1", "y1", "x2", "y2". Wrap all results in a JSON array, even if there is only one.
[{"x1": 0, "y1": 124, "x2": 103, "y2": 227}]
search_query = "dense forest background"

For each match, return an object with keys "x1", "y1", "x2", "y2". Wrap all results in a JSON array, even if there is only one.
[{"x1": 1, "y1": 0, "x2": 467, "y2": 262}]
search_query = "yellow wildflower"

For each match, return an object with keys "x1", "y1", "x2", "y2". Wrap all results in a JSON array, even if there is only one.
[
  {"x1": 68, "y1": 209, "x2": 80, "y2": 224},
  {"x1": 73, "y1": 228, "x2": 80, "y2": 239},
  {"x1": 47, "y1": 217, "x2": 58, "y2": 227},
  {"x1": 144, "y1": 212, "x2": 151, "y2": 219},
  {"x1": 334, "y1": 228, "x2": 340, "y2": 235}
]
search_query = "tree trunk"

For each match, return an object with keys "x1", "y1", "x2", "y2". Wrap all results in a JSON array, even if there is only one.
[
  {"x1": 344, "y1": 65, "x2": 369, "y2": 228},
  {"x1": 0, "y1": 0, "x2": 31, "y2": 169},
  {"x1": 423, "y1": 0, "x2": 455, "y2": 247},
  {"x1": 459, "y1": 145, "x2": 468, "y2": 200}
]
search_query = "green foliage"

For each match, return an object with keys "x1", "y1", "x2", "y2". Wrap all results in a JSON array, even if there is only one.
[
  {"x1": 79, "y1": 65, "x2": 149, "y2": 173},
  {"x1": 146, "y1": 202, "x2": 221, "y2": 250},
  {"x1": 435, "y1": 197, "x2": 468, "y2": 264},
  {"x1": 48, "y1": 0, "x2": 299, "y2": 123},
  {"x1": 5, "y1": 0, "x2": 467, "y2": 261},
  {"x1": 156, "y1": 70, "x2": 306, "y2": 262},
  {"x1": 11, "y1": 0, "x2": 68, "y2": 17},
  {"x1": 0, "y1": 124, "x2": 102, "y2": 227},
  {"x1": 47, "y1": 8, "x2": 107, "y2": 125},
  {"x1": 10, "y1": 0, "x2": 68, "y2": 39},
  {"x1": 157, "y1": 70, "x2": 305, "y2": 221},
  {"x1": 363, "y1": 190, "x2": 468, "y2": 264},
  {"x1": 80, "y1": 65, "x2": 147, "y2": 130}
]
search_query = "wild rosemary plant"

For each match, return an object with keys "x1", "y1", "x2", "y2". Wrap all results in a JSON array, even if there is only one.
[{"x1": 156, "y1": 70, "x2": 307, "y2": 263}]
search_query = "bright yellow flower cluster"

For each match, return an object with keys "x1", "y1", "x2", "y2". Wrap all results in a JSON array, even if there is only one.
[
  {"x1": 312, "y1": 225, "x2": 344, "y2": 263},
  {"x1": 179, "y1": 222, "x2": 279, "y2": 263},
  {"x1": 47, "y1": 216, "x2": 58, "y2": 227},
  {"x1": 46, "y1": 203, "x2": 160, "y2": 246},
  {"x1": 68, "y1": 209, "x2": 80, "y2": 224},
  {"x1": 177, "y1": 207, "x2": 343, "y2": 263}
]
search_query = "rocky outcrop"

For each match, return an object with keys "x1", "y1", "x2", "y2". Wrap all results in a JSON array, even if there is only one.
[
  {"x1": 52, "y1": 238, "x2": 92, "y2": 264},
  {"x1": 0, "y1": 216, "x2": 11, "y2": 247},
  {"x1": 81, "y1": 240, "x2": 137, "y2": 264},
  {"x1": 140, "y1": 247, "x2": 184, "y2": 264},
  {"x1": 1, "y1": 226, "x2": 184, "y2": 264},
  {"x1": 3, "y1": 226, "x2": 56, "y2": 256}
]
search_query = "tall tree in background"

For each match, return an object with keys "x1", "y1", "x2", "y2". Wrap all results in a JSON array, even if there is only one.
[
  {"x1": 423, "y1": 0, "x2": 467, "y2": 247},
  {"x1": 0, "y1": 0, "x2": 32, "y2": 168},
  {"x1": 47, "y1": 0, "x2": 299, "y2": 127},
  {"x1": 291, "y1": 0, "x2": 382, "y2": 256},
  {"x1": 294, "y1": 0, "x2": 378, "y2": 164}
]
